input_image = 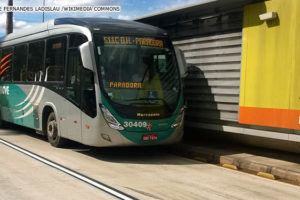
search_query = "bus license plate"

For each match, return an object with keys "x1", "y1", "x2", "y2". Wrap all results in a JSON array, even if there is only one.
[{"x1": 142, "y1": 134, "x2": 158, "y2": 141}]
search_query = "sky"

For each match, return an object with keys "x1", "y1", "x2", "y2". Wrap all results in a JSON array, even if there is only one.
[{"x1": 0, "y1": 0, "x2": 204, "y2": 37}]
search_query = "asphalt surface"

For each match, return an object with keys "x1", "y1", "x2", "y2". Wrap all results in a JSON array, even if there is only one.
[
  {"x1": 0, "y1": 128, "x2": 300, "y2": 200},
  {"x1": 0, "y1": 140, "x2": 117, "y2": 200}
]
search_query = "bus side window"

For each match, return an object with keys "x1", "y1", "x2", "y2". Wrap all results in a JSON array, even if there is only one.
[
  {"x1": 45, "y1": 37, "x2": 66, "y2": 82},
  {"x1": 28, "y1": 41, "x2": 45, "y2": 82},
  {"x1": 0, "y1": 48, "x2": 13, "y2": 82},
  {"x1": 13, "y1": 44, "x2": 28, "y2": 82},
  {"x1": 81, "y1": 68, "x2": 96, "y2": 118},
  {"x1": 66, "y1": 49, "x2": 81, "y2": 106}
]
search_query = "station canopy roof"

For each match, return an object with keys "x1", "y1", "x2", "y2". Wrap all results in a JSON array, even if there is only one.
[{"x1": 135, "y1": 0, "x2": 267, "y2": 24}]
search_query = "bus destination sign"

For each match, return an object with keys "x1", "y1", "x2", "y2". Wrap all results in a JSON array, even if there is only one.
[{"x1": 103, "y1": 36, "x2": 164, "y2": 48}]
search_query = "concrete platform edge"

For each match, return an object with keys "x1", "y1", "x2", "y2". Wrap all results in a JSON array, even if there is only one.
[{"x1": 166, "y1": 143, "x2": 300, "y2": 185}]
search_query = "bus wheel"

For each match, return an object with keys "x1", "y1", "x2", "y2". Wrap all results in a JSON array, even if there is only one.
[{"x1": 47, "y1": 112, "x2": 65, "y2": 147}]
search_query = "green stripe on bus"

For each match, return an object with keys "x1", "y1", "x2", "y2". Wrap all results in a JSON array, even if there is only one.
[{"x1": 0, "y1": 84, "x2": 37, "y2": 129}]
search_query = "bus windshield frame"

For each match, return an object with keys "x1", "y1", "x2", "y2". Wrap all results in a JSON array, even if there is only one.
[{"x1": 93, "y1": 33, "x2": 181, "y2": 119}]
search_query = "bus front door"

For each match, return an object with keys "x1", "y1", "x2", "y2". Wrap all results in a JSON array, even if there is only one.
[{"x1": 66, "y1": 49, "x2": 82, "y2": 142}]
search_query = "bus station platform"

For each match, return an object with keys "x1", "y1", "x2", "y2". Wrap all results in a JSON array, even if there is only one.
[{"x1": 166, "y1": 134, "x2": 300, "y2": 186}]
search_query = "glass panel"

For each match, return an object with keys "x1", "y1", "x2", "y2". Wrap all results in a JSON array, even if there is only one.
[
  {"x1": 81, "y1": 68, "x2": 96, "y2": 117},
  {"x1": 0, "y1": 48, "x2": 13, "y2": 82},
  {"x1": 69, "y1": 34, "x2": 88, "y2": 48},
  {"x1": 28, "y1": 41, "x2": 45, "y2": 82},
  {"x1": 66, "y1": 50, "x2": 81, "y2": 105},
  {"x1": 94, "y1": 35, "x2": 180, "y2": 119},
  {"x1": 45, "y1": 37, "x2": 66, "y2": 82},
  {"x1": 13, "y1": 44, "x2": 28, "y2": 81}
]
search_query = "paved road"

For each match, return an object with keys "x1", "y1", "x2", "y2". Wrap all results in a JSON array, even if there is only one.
[
  {"x1": 0, "y1": 143, "x2": 117, "y2": 200},
  {"x1": 0, "y1": 129, "x2": 299, "y2": 200}
]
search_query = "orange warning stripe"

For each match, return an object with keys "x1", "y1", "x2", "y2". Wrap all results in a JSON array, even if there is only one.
[
  {"x1": 0, "y1": 59, "x2": 11, "y2": 69},
  {"x1": 0, "y1": 66, "x2": 11, "y2": 75},
  {"x1": 239, "y1": 106, "x2": 300, "y2": 130},
  {"x1": 0, "y1": 53, "x2": 12, "y2": 64}
]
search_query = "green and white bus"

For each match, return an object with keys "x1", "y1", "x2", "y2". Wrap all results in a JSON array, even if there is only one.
[{"x1": 0, "y1": 18, "x2": 184, "y2": 147}]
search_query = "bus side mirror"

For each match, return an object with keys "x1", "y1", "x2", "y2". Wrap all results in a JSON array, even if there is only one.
[
  {"x1": 174, "y1": 47, "x2": 187, "y2": 78},
  {"x1": 79, "y1": 41, "x2": 94, "y2": 71}
]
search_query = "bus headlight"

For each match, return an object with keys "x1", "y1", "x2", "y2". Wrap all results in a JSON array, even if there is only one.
[
  {"x1": 100, "y1": 105, "x2": 124, "y2": 130},
  {"x1": 171, "y1": 107, "x2": 185, "y2": 128}
]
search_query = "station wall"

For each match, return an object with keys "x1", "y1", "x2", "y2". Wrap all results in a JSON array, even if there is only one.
[
  {"x1": 136, "y1": 0, "x2": 300, "y2": 144},
  {"x1": 240, "y1": 0, "x2": 300, "y2": 130}
]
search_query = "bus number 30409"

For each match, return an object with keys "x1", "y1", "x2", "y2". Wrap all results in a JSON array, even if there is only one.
[{"x1": 123, "y1": 121, "x2": 148, "y2": 128}]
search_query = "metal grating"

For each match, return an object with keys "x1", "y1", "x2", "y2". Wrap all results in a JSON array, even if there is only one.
[{"x1": 173, "y1": 31, "x2": 242, "y2": 128}]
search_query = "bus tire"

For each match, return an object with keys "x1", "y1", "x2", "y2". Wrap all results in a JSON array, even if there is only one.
[{"x1": 46, "y1": 112, "x2": 65, "y2": 147}]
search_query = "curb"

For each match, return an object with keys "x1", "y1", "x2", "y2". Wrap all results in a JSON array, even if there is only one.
[{"x1": 166, "y1": 144, "x2": 300, "y2": 186}]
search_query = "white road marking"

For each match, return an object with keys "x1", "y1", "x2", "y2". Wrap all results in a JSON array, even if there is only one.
[{"x1": 0, "y1": 138, "x2": 136, "y2": 200}]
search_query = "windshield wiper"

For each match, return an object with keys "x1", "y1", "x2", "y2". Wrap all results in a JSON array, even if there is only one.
[{"x1": 125, "y1": 98, "x2": 172, "y2": 111}]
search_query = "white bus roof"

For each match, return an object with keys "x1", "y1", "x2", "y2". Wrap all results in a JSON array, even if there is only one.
[{"x1": 0, "y1": 18, "x2": 168, "y2": 46}]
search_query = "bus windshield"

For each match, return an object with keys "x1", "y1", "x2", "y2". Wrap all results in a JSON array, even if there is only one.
[{"x1": 94, "y1": 34, "x2": 180, "y2": 119}]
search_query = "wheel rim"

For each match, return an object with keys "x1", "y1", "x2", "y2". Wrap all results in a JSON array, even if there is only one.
[{"x1": 47, "y1": 120, "x2": 57, "y2": 140}]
